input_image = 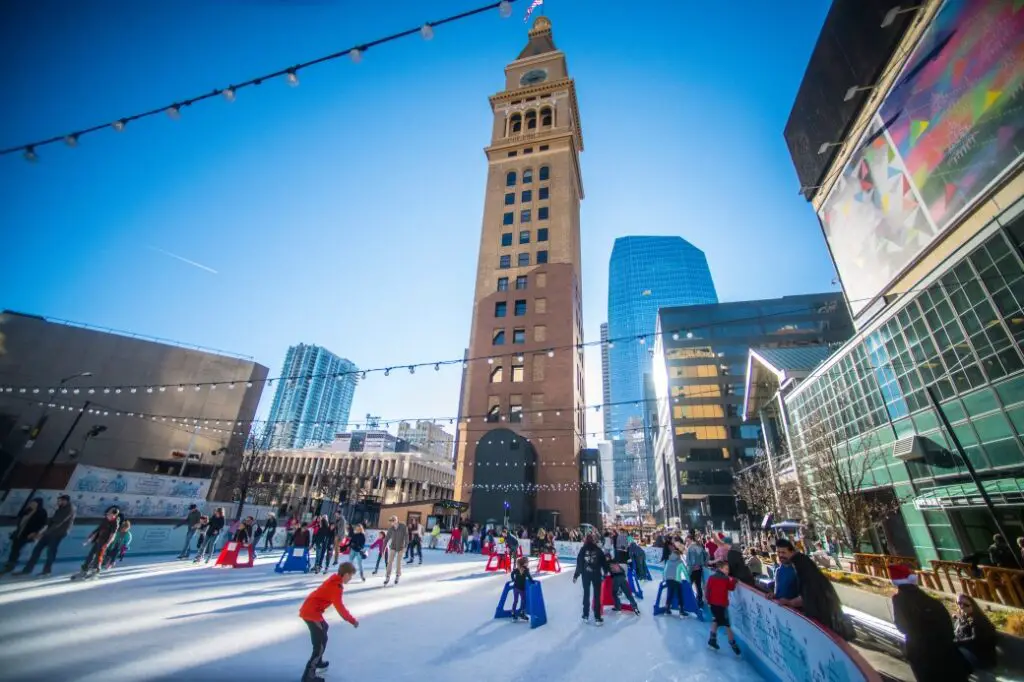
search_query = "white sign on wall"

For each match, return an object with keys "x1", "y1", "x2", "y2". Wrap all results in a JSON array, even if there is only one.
[{"x1": 66, "y1": 465, "x2": 210, "y2": 499}]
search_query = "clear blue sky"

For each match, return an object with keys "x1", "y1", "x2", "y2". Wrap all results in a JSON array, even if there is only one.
[{"x1": 0, "y1": 0, "x2": 837, "y2": 438}]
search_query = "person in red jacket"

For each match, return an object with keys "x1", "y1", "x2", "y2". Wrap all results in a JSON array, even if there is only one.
[
  {"x1": 299, "y1": 562, "x2": 359, "y2": 682},
  {"x1": 705, "y1": 559, "x2": 741, "y2": 655}
]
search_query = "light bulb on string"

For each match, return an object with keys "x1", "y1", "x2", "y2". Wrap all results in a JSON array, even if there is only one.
[
  {"x1": 672, "y1": 332, "x2": 680, "y2": 341},
  {"x1": 408, "y1": 366, "x2": 415, "y2": 374},
  {"x1": 64, "y1": 134, "x2": 79, "y2": 147},
  {"x1": 434, "y1": 363, "x2": 440, "y2": 371},
  {"x1": 499, "y1": 0, "x2": 512, "y2": 18},
  {"x1": 223, "y1": 87, "x2": 236, "y2": 102},
  {"x1": 166, "y1": 105, "x2": 181, "y2": 119},
  {"x1": 420, "y1": 23, "x2": 434, "y2": 40},
  {"x1": 349, "y1": 48, "x2": 363, "y2": 63},
  {"x1": 112, "y1": 119, "x2": 127, "y2": 132},
  {"x1": 547, "y1": 350, "x2": 554, "y2": 358},
  {"x1": 159, "y1": 386, "x2": 166, "y2": 392},
  {"x1": 23, "y1": 147, "x2": 38, "y2": 163},
  {"x1": 286, "y1": 70, "x2": 300, "y2": 86},
  {"x1": 384, "y1": 368, "x2": 390, "y2": 377}
]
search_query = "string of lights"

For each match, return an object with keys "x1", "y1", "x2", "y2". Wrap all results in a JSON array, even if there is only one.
[{"x1": 2, "y1": 0, "x2": 518, "y2": 160}]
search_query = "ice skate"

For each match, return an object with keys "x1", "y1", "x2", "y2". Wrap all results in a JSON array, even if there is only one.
[
  {"x1": 708, "y1": 636, "x2": 720, "y2": 650},
  {"x1": 730, "y1": 641, "x2": 741, "y2": 656},
  {"x1": 594, "y1": 617, "x2": 604, "y2": 626},
  {"x1": 316, "y1": 660, "x2": 329, "y2": 670},
  {"x1": 383, "y1": 577, "x2": 390, "y2": 586},
  {"x1": 394, "y1": 576, "x2": 399, "y2": 585},
  {"x1": 580, "y1": 615, "x2": 589, "y2": 624}
]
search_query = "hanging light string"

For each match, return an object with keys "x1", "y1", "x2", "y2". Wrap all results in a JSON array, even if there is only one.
[
  {"x1": 0, "y1": 302, "x2": 849, "y2": 396},
  {"x1": 3, "y1": 0, "x2": 518, "y2": 161}
]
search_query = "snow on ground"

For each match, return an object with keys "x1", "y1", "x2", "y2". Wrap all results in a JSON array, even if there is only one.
[{"x1": 0, "y1": 551, "x2": 764, "y2": 682}]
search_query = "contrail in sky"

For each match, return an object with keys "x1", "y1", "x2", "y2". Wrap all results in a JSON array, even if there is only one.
[{"x1": 148, "y1": 246, "x2": 218, "y2": 274}]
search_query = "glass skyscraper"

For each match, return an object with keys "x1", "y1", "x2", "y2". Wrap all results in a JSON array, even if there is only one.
[
  {"x1": 606, "y1": 236, "x2": 718, "y2": 508},
  {"x1": 266, "y1": 344, "x2": 359, "y2": 449}
]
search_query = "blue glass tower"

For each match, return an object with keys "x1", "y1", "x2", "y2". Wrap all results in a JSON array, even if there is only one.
[
  {"x1": 266, "y1": 344, "x2": 359, "y2": 449},
  {"x1": 606, "y1": 237, "x2": 717, "y2": 507}
]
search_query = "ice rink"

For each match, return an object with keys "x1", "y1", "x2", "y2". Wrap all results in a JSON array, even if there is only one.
[{"x1": 0, "y1": 550, "x2": 764, "y2": 682}]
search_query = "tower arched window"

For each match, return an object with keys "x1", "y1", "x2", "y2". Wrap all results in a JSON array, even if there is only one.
[
  {"x1": 506, "y1": 171, "x2": 517, "y2": 187},
  {"x1": 540, "y1": 107, "x2": 553, "y2": 127},
  {"x1": 525, "y1": 110, "x2": 537, "y2": 130},
  {"x1": 539, "y1": 166, "x2": 549, "y2": 181},
  {"x1": 510, "y1": 113, "x2": 522, "y2": 135},
  {"x1": 523, "y1": 168, "x2": 533, "y2": 184}
]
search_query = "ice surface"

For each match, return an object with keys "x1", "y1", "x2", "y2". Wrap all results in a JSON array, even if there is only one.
[{"x1": 0, "y1": 551, "x2": 764, "y2": 682}]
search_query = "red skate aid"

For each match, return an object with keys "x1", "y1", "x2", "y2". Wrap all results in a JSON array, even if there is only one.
[
  {"x1": 214, "y1": 542, "x2": 256, "y2": 569},
  {"x1": 485, "y1": 552, "x2": 512, "y2": 572},
  {"x1": 536, "y1": 552, "x2": 561, "y2": 573}
]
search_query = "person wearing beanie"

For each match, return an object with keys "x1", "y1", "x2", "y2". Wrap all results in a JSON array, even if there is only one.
[
  {"x1": 1, "y1": 497, "x2": 48, "y2": 574},
  {"x1": 20, "y1": 494, "x2": 75, "y2": 576},
  {"x1": 890, "y1": 563, "x2": 969, "y2": 682}
]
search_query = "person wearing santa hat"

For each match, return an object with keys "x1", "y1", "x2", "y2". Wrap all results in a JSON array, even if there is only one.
[{"x1": 889, "y1": 563, "x2": 969, "y2": 682}]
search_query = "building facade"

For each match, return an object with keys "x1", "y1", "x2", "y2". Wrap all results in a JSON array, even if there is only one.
[
  {"x1": 782, "y1": 0, "x2": 1024, "y2": 565},
  {"x1": 266, "y1": 344, "x2": 358, "y2": 450},
  {"x1": 0, "y1": 310, "x2": 267, "y2": 494},
  {"x1": 606, "y1": 236, "x2": 718, "y2": 507},
  {"x1": 397, "y1": 420, "x2": 455, "y2": 461},
  {"x1": 651, "y1": 294, "x2": 853, "y2": 528},
  {"x1": 600, "y1": 322, "x2": 611, "y2": 437},
  {"x1": 454, "y1": 16, "x2": 587, "y2": 529}
]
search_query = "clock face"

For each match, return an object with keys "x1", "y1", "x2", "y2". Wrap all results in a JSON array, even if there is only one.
[{"x1": 520, "y1": 68, "x2": 548, "y2": 86}]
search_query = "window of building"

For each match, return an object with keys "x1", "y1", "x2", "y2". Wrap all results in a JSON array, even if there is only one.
[
  {"x1": 495, "y1": 302, "x2": 507, "y2": 317},
  {"x1": 539, "y1": 187, "x2": 549, "y2": 200},
  {"x1": 504, "y1": 192, "x2": 515, "y2": 206},
  {"x1": 515, "y1": 275, "x2": 528, "y2": 290},
  {"x1": 519, "y1": 230, "x2": 530, "y2": 244},
  {"x1": 523, "y1": 169, "x2": 533, "y2": 184},
  {"x1": 490, "y1": 366, "x2": 503, "y2": 383},
  {"x1": 487, "y1": 397, "x2": 501, "y2": 422},
  {"x1": 538, "y1": 207, "x2": 549, "y2": 220},
  {"x1": 514, "y1": 299, "x2": 527, "y2": 316},
  {"x1": 521, "y1": 209, "x2": 531, "y2": 223},
  {"x1": 532, "y1": 354, "x2": 546, "y2": 381},
  {"x1": 521, "y1": 190, "x2": 532, "y2": 203},
  {"x1": 524, "y1": 147, "x2": 533, "y2": 154},
  {"x1": 540, "y1": 107, "x2": 553, "y2": 127},
  {"x1": 499, "y1": 255, "x2": 511, "y2": 269},
  {"x1": 493, "y1": 329, "x2": 505, "y2": 345},
  {"x1": 518, "y1": 253, "x2": 530, "y2": 267},
  {"x1": 507, "y1": 151, "x2": 517, "y2": 158},
  {"x1": 536, "y1": 273, "x2": 547, "y2": 288},
  {"x1": 537, "y1": 250, "x2": 548, "y2": 264},
  {"x1": 511, "y1": 365, "x2": 525, "y2": 383},
  {"x1": 525, "y1": 110, "x2": 537, "y2": 130},
  {"x1": 534, "y1": 325, "x2": 547, "y2": 342},
  {"x1": 535, "y1": 298, "x2": 547, "y2": 314},
  {"x1": 503, "y1": 212, "x2": 514, "y2": 226},
  {"x1": 537, "y1": 228, "x2": 549, "y2": 242},
  {"x1": 506, "y1": 171, "x2": 516, "y2": 187},
  {"x1": 509, "y1": 113, "x2": 522, "y2": 134},
  {"x1": 501, "y1": 233, "x2": 513, "y2": 247},
  {"x1": 513, "y1": 328, "x2": 526, "y2": 344},
  {"x1": 539, "y1": 166, "x2": 549, "y2": 181},
  {"x1": 539, "y1": 144, "x2": 549, "y2": 151},
  {"x1": 497, "y1": 277, "x2": 508, "y2": 291},
  {"x1": 510, "y1": 400, "x2": 523, "y2": 422}
]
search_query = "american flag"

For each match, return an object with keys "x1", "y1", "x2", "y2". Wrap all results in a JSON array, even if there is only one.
[{"x1": 524, "y1": 0, "x2": 543, "y2": 23}]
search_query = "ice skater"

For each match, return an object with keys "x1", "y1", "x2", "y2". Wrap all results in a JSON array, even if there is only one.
[
  {"x1": 510, "y1": 556, "x2": 534, "y2": 622},
  {"x1": 663, "y1": 542, "x2": 686, "y2": 617},
  {"x1": 103, "y1": 520, "x2": 133, "y2": 569},
  {"x1": 383, "y1": 516, "x2": 408, "y2": 586},
  {"x1": 312, "y1": 516, "x2": 335, "y2": 574},
  {"x1": 299, "y1": 562, "x2": 359, "y2": 682},
  {"x1": 262, "y1": 512, "x2": 277, "y2": 551},
  {"x1": 573, "y1": 533, "x2": 609, "y2": 625},
  {"x1": 76, "y1": 508, "x2": 119, "y2": 579},
  {"x1": 705, "y1": 559, "x2": 741, "y2": 655},
  {"x1": 194, "y1": 508, "x2": 225, "y2": 563},
  {"x1": 370, "y1": 531, "x2": 388, "y2": 574},
  {"x1": 607, "y1": 554, "x2": 641, "y2": 616},
  {"x1": 348, "y1": 524, "x2": 367, "y2": 581}
]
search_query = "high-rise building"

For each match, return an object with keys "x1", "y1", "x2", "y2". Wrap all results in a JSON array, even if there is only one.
[
  {"x1": 650, "y1": 294, "x2": 853, "y2": 527},
  {"x1": 606, "y1": 236, "x2": 718, "y2": 506},
  {"x1": 600, "y1": 322, "x2": 611, "y2": 437},
  {"x1": 454, "y1": 16, "x2": 586, "y2": 529},
  {"x1": 266, "y1": 344, "x2": 358, "y2": 449},
  {"x1": 397, "y1": 420, "x2": 455, "y2": 461}
]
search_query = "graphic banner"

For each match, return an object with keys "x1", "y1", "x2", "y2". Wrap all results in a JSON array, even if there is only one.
[{"x1": 65, "y1": 464, "x2": 210, "y2": 500}]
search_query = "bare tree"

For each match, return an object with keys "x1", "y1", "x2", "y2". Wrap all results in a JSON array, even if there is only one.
[
  {"x1": 217, "y1": 427, "x2": 274, "y2": 521},
  {"x1": 733, "y1": 454, "x2": 802, "y2": 520}
]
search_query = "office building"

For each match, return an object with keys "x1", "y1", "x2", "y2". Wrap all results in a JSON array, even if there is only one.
[
  {"x1": 600, "y1": 322, "x2": 611, "y2": 438},
  {"x1": 397, "y1": 420, "x2": 455, "y2": 461},
  {"x1": 0, "y1": 310, "x2": 267, "y2": 494},
  {"x1": 782, "y1": 0, "x2": 1024, "y2": 564},
  {"x1": 454, "y1": 16, "x2": 587, "y2": 528},
  {"x1": 607, "y1": 236, "x2": 718, "y2": 506},
  {"x1": 266, "y1": 344, "x2": 358, "y2": 450},
  {"x1": 651, "y1": 294, "x2": 853, "y2": 527}
]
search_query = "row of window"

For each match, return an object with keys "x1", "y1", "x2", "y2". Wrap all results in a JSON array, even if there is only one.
[
  {"x1": 503, "y1": 207, "x2": 550, "y2": 225},
  {"x1": 499, "y1": 251, "x2": 548, "y2": 268},
  {"x1": 506, "y1": 166, "x2": 550, "y2": 187},
  {"x1": 495, "y1": 300, "x2": 528, "y2": 317},
  {"x1": 507, "y1": 144, "x2": 549, "y2": 158},
  {"x1": 493, "y1": 322, "x2": 547, "y2": 345},
  {"x1": 497, "y1": 275, "x2": 528, "y2": 291},
  {"x1": 509, "y1": 108, "x2": 553, "y2": 134},
  {"x1": 505, "y1": 187, "x2": 550, "y2": 205},
  {"x1": 501, "y1": 229, "x2": 549, "y2": 246}
]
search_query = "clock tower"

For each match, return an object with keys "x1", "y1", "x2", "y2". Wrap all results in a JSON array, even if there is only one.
[{"x1": 455, "y1": 16, "x2": 586, "y2": 529}]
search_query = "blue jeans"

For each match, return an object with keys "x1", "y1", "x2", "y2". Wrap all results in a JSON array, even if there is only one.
[
  {"x1": 180, "y1": 529, "x2": 196, "y2": 557},
  {"x1": 350, "y1": 551, "x2": 364, "y2": 577},
  {"x1": 23, "y1": 535, "x2": 63, "y2": 573}
]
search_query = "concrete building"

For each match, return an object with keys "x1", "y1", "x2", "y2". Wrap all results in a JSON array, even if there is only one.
[
  {"x1": 455, "y1": 16, "x2": 587, "y2": 529},
  {"x1": 265, "y1": 344, "x2": 358, "y2": 450},
  {"x1": 0, "y1": 310, "x2": 267, "y2": 495},
  {"x1": 782, "y1": 0, "x2": 1024, "y2": 564},
  {"x1": 650, "y1": 295, "x2": 853, "y2": 528},
  {"x1": 329, "y1": 430, "x2": 409, "y2": 454},
  {"x1": 397, "y1": 420, "x2": 455, "y2": 461},
  {"x1": 606, "y1": 236, "x2": 718, "y2": 506}
]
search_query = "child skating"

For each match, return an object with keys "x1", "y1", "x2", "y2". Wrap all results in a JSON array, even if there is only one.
[
  {"x1": 298, "y1": 562, "x2": 359, "y2": 682},
  {"x1": 510, "y1": 556, "x2": 533, "y2": 622},
  {"x1": 705, "y1": 559, "x2": 741, "y2": 655},
  {"x1": 103, "y1": 520, "x2": 133, "y2": 569}
]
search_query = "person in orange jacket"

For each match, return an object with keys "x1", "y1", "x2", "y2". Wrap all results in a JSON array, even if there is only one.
[{"x1": 299, "y1": 562, "x2": 359, "y2": 682}]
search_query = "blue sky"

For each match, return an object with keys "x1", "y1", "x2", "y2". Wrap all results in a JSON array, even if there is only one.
[{"x1": 0, "y1": 0, "x2": 837, "y2": 438}]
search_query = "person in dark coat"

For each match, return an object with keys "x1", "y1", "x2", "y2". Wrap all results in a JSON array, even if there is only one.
[
  {"x1": 988, "y1": 534, "x2": 1018, "y2": 569},
  {"x1": 1, "y1": 497, "x2": 48, "y2": 574},
  {"x1": 21, "y1": 494, "x2": 76, "y2": 576},
  {"x1": 719, "y1": 536, "x2": 754, "y2": 586},
  {"x1": 953, "y1": 593, "x2": 998, "y2": 672},
  {"x1": 194, "y1": 507, "x2": 225, "y2": 563},
  {"x1": 81, "y1": 508, "x2": 119, "y2": 575},
  {"x1": 262, "y1": 512, "x2": 278, "y2": 551},
  {"x1": 890, "y1": 563, "x2": 969, "y2": 682},
  {"x1": 776, "y1": 539, "x2": 848, "y2": 638},
  {"x1": 573, "y1": 533, "x2": 609, "y2": 625}
]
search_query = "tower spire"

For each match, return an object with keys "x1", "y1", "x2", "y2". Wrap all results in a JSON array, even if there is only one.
[{"x1": 517, "y1": 15, "x2": 556, "y2": 59}]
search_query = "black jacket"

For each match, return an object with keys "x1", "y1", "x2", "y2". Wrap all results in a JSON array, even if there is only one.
[
  {"x1": 234, "y1": 525, "x2": 250, "y2": 543},
  {"x1": 15, "y1": 507, "x2": 48, "y2": 541},
  {"x1": 893, "y1": 584, "x2": 970, "y2": 682},
  {"x1": 264, "y1": 517, "x2": 277, "y2": 533},
  {"x1": 44, "y1": 504, "x2": 75, "y2": 539},
  {"x1": 504, "y1": 533, "x2": 519, "y2": 554},
  {"x1": 726, "y1": 547, "x2": 755, "y2": 586},
  {"x1": 208, "y1": 514, "x2": 225, "y2": 535},
  {"x1": 511, "y1": 566, "x2": 533, "y2": 591},
  {"x1": 349, "y1": 531, "x2": 366, "y2": 553},
  {"x1": 573, "y1": 543, "x2": 608, "y2": 580},
  {"x1": 314, "y1": 525, "x2": 336, "y2": 545},
  {"x1": 89, "y1": 517, "x2": 118, "y2": 546}
]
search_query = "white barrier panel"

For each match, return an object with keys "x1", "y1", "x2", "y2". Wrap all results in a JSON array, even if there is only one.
[
  {"x1": 1, "y1": 489, "x2": 277, "y2": 521},
  {"x1": 66, "y1": 465, "x2": 210, "y2": 499},
  {"x1": 730, "y1": 582, "x2": 880, "y2": 682}
]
